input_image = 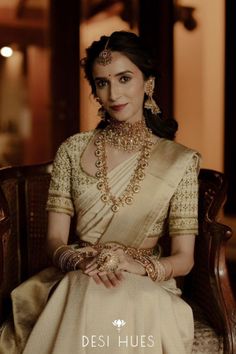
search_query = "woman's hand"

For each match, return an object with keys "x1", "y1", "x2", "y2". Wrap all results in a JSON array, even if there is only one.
[{"x1": 83, "y1": 247, "x2": 146, "y2": 288}]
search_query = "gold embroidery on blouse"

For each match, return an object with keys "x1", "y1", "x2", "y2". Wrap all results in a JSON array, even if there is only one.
[
  {"x1": 46, "y1": 130, "x2": 97, "y2": 215},
  {"x1": 146, "y1": 154, "x2": 199, "y2": 238}
]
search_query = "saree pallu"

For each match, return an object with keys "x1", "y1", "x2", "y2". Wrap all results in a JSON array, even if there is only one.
[{"x1": 0, "y1": 135, "x2": 199, "y2": 354}]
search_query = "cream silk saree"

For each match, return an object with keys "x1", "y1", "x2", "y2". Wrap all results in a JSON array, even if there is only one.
[{"x1": 0, "y1": 131, "x2": 200, "y2": 354}]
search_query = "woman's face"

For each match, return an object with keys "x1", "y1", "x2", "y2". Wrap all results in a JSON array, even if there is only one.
[{"x1": 92, "y1": 51, "x2": 146, "y2": 124}]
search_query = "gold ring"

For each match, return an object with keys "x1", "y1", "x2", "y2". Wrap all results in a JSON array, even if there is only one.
[{"x1": 97, "y1": 249, "x2": 120, "y2": 272}]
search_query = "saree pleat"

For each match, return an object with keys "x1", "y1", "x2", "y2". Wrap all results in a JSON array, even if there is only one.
[{"x1": 75, "y1": 152, "x2": 139, "y2": 244}]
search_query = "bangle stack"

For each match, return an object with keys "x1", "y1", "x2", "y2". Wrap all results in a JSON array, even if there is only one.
[{"x1": 53, "y1": 245, "x2": 94, "y2": 272}]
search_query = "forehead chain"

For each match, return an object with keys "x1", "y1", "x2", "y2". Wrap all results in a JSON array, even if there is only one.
[{"x1": 97, "y1": 38, "x2": 112, "y2": 66}]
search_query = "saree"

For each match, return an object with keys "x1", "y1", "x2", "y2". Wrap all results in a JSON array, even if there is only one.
[{"x1": 0, "y1": 130, "x2": 200, "y2": 354}]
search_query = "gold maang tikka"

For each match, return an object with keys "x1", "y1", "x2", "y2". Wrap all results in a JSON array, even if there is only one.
[
  {"x1": 144, "y1": 77, "x2": 161, "y2": 115},
  {"x1": 97, "y1": 38, "x2": 112, "y2": 66}
]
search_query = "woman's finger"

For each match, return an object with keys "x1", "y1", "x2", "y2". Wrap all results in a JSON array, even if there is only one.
[
  {"x1": 114, "y1": 271, "x2": 124, "y2": 281},
  {"x1": 85, "y1": 257, "x2": 97, "y2": 269},
  {"x1": 98, "y1": 274, "x2": 116, "y2": 288},
  {"x1": 92, "y1": 274, "x2": 102, "y2": 284},
  {"x1": 84, "y1": 267, "x2": 99, "y2": 276},
  {"x1": 106, "y1": 273, "x2": 121, "y2": 287},
  {"x1": 98, "y1": 270, "x2": 124, "y2": 281},
  {"x1": 84, "y1": 259, "x2": 99, "y2": 273}
]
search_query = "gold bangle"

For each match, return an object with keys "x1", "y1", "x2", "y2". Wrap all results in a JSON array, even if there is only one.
[
  {"x1": 52, "y1": 245, "x2": 70, "y2": 264},
  {"x1": 162, "y1": 260, "x2": 174, "y2": 280}
]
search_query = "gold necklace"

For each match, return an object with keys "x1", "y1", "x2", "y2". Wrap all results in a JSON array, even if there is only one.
[
  {"x1": 103, "y1": 119, "x2": 152, "y2": 152},
  {"x1": 94, "y1": 124, "x2": 154, "y2": 213}
]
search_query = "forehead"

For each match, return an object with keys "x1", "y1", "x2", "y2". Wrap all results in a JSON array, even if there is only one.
[{"x1": 92, "y1": 51, "x2": 142, "y2": 78}]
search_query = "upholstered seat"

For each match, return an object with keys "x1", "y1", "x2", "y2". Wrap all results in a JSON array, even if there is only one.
[{"x1": 0, "y1": 164, "x2": 235, "y2": 353}]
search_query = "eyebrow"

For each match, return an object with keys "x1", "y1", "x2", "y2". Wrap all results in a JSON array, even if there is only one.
[{"x1": 94, "y1": 70, "x2": 134, "y2": 81}]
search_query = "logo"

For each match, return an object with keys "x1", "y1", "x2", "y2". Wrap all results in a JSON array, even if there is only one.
[
  {"x1": 112, "y1": 319, "x2": 126, "y2": 332},
  {"x1": 81, "y1": 319, "x2": 155, "y2": 348}
]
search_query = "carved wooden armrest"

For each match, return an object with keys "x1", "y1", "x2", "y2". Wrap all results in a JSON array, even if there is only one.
[
  {"x1": 0, "y1": 187, "x2": 11, "y2": 324},
  {"x1": 186, "y1": 219, "x2": 236, "y2": 354},
  {"x1": 208, "y1": 221, "x2": 236, "y2": 354},
  {"x1": 183, "y1": 169, "x2": 236, "y2": 353}
]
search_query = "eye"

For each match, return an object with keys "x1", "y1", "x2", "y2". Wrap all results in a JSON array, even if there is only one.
[
  {"x1": 95, "y1": 79, "x2": 108, "y2": 88},
  {"x1": 120, "y1": 75, "x2": 131, "y2": 83}
]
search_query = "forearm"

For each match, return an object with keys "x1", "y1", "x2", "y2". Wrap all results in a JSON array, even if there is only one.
[
  {"x1": 46, "y1": 237, "x2": 67, "y2": 259},
  {"x1": 131, "y1": 233, "x2": 195, "y2": 281},
  {"x1": 46, "y1": 211, "x2": 71, "y2": 258},
  {"x1": 46, "y1": 212, "x2": 86, "y2": 271},
  {"x1": 160, "y1": 253, "x2": 194, "y2": 278},
  {"x1": 133, "y1": 252, "x2": 194, "y2": 282}
]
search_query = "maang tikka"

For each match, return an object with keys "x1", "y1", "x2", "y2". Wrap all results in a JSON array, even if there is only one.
[
  {"x1": 144, "y1": 77, "x2": 161, "y2": 115},
  {"x1": 97, "y1": 38, "x2": 112, "y2": 66}
]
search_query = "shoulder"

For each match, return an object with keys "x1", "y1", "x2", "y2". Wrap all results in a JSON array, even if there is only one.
[
  {"x1": 158, "y1": 138, "x2": 199, "y2": 155},
  {"x1": 157, "y1": 138, "x2": 201, "y2": 165},
  {"x1": 149, "y1": 138, "x2": 201, "y2": 179},
  {"x1": 62, "y1": 129, "x2": 97, "y2": 150},
  {"x1": 165, "y1": 139, "x2": 201, "y2": 175},
  {"x1": 56, "y1": 129, "x2": 98, "y2": 157}
]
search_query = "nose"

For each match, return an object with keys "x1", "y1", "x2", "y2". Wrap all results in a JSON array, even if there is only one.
[{"x1": 109, "y1": 82, "x2": 121, "y2": 101}]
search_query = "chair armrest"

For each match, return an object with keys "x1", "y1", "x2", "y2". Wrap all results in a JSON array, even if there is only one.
[
  {"x1": 0, "y1": 188, "x2": 11, "y2": 324},
  {"x1": 208, "y1": 221, "x2": 236, "y2": 354},
  {"x1": 185, "y1": 219, "x2": 236, "y2": 354},
  {"x1": 0, "y1": 216, "x2": 10, "y2": 284}
]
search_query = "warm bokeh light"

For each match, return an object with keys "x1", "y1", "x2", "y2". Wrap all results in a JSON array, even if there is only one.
[{"x1": 0, "y1": 46, "x2": 13, "y2": 58}]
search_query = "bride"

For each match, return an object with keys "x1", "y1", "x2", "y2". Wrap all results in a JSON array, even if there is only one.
[{"x1": 0, "y1": 31, "x2": 200, "y2": 354}]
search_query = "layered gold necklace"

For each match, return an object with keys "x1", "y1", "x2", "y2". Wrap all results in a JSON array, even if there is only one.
[{"x1": 94, "y1": 119, "x2": 154, "y2": 213}]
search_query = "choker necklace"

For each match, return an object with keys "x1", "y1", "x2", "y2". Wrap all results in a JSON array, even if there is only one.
[
  {"x1": 103, "y1": 119, "x2": 152, "y2": 152},
  {"x1": 94, "y1": 122, "x2": 154, "y2": 213}
]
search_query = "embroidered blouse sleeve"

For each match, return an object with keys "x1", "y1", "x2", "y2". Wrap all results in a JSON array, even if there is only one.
[
  {"x1": 168, "y1": 153, "x2": 200, "y2": 236},
  {"x1": 46, "y1": 142, "x2": 74, "y2": 216}
]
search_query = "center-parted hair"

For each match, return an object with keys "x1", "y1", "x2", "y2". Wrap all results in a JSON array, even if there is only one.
[{"x1": 81, "y1": 31, "x2": 178, "y2": 140}]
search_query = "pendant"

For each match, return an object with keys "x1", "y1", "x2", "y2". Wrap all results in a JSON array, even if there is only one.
[{"x1": 111, "y1": 204, "x2": 119, "y2": 213}]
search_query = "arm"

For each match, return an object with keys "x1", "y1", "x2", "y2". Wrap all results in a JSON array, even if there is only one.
[
  {"x1": 46, "y1": 211, "x2": 71, "y2": 259},
  {"x1": 161, "y1": 152, "x2": 200, "y2": 278},
  {"x1": 46, "y1": 142, "x2": 75, "y2": 263},
  {"x1": 45, "y1": 142, "x2": 96, "y2": 269},
  {"x1": 47, "y1": 211, "x2": 98, "y2": 271},
  {"x1": 128, "y1": 153, "x2": 200, "y2": 280},
  {"x1": 160, "y1": 233, "x2": 195, "y2": 278},
  {"x1": 130, "y1": 152, "x2": 199, "y2": 280}
]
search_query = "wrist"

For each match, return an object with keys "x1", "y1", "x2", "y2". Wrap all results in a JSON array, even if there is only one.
[
  {"x1": 134, "y1": 259, "x2": 147, "y2": 276},
  {"x1": 53, "y1": 245, "x2": 94, "y2": 272},
  {"x1": 133, "y1": 254, "x2": 172, "y2": 282}
]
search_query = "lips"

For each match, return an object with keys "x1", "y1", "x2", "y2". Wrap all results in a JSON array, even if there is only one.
[{"x1": 110, "y1": 103, "x2": 128, "y2": 112}]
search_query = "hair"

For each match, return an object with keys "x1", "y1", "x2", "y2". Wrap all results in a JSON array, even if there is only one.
[{"x1": 81, "y1": 31, "x2": 178, "y2": 140}]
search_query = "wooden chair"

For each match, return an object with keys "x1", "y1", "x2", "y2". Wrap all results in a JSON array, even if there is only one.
[{"x1": 0, "y1": 163, "x2": 235, "y2": 353}]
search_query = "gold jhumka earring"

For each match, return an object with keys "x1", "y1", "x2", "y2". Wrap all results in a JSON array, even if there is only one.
[
  {"x1": 144, "y1": 77, "x2": 161, "y2": 115},
  {"x1": 96, "y1": 38, "x2": 112, "y2": 66}
]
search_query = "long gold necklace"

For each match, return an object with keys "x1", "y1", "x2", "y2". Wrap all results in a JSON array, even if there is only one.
[{"x1": 94, "y1": 120, "x2": 154, "y2": 213}]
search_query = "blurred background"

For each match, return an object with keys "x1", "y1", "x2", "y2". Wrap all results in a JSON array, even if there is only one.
[{"x1": 0, "y1": 0, "x2": 235, "y2": 281}]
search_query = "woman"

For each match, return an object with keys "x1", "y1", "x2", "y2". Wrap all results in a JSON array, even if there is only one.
[{"x1": 0, "y1": 31, "x2": 200, "y2": 354}]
